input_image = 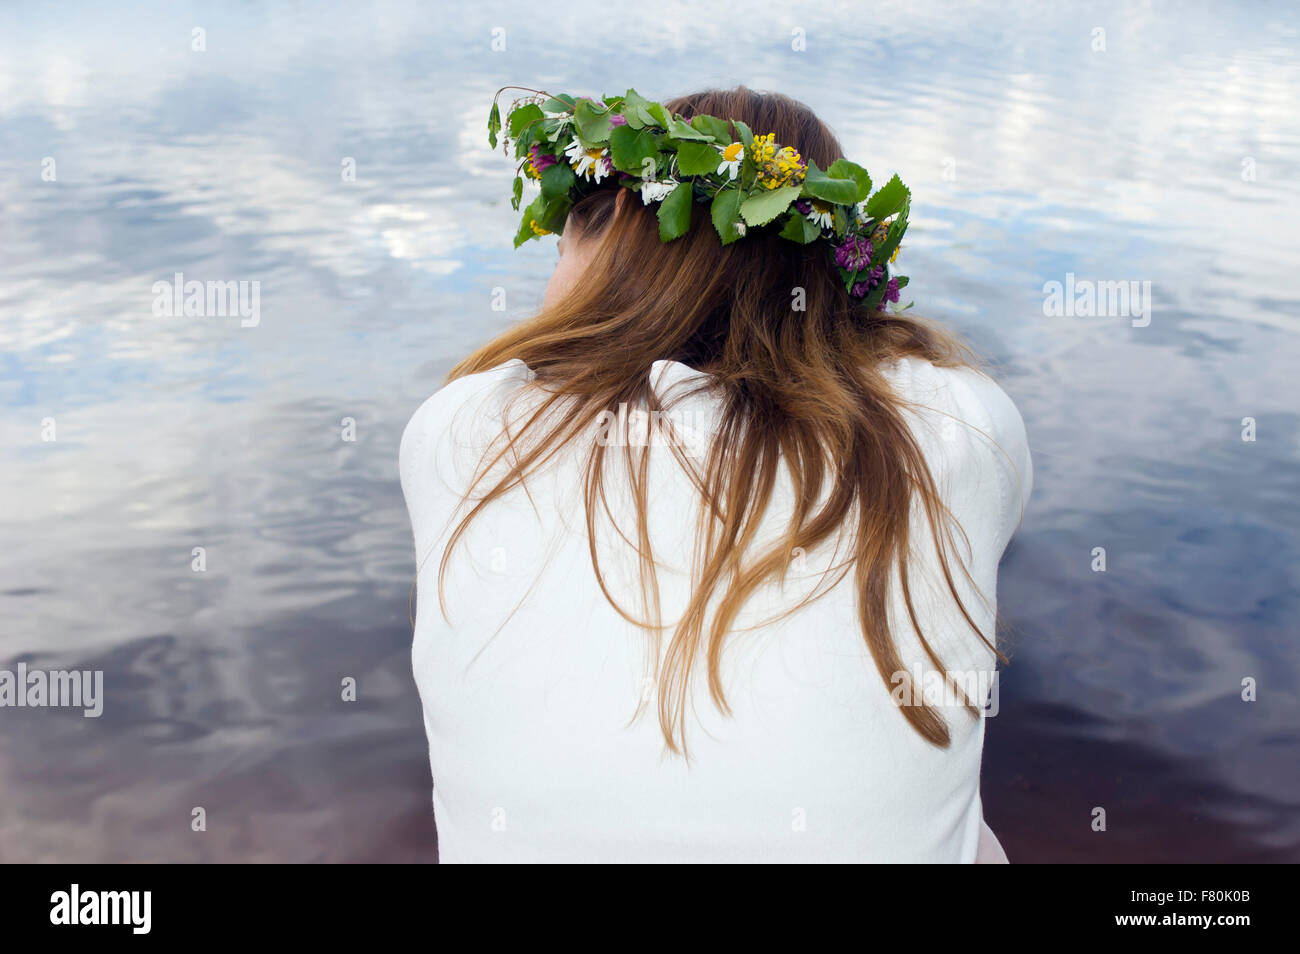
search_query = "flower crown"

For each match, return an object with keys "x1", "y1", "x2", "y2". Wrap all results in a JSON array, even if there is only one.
[{"x1": 488, "y1": 87, "x2": 912, "y2": 311}]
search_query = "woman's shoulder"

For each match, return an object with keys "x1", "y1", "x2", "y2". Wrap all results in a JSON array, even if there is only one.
[
  {"x1": 881, "y1": 355, "x2": 1033, "y2": 548},
  {"x1": 886, "y1": 354, "x2": 1029, "y2": 439},
  {"x1": 402, "y1": 358, "x2": 534, "y2": 434},
  {"x1": 398, "y1": 358, "x2": 536, "y2": 496}
]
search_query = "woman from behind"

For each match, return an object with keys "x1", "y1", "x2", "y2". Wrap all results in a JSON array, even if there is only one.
[{"x1": 400, "y1": 85, "x2": 1031, "y2": 863}]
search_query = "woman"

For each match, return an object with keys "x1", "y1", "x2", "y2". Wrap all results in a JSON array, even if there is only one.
[{"x1": 400, "y1": 86, "x2": 1030, "y2": 862}]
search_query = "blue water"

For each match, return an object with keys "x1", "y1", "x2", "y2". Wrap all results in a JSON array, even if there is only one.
[{"x1": 1, "y1": 0, "x2": 1297, "y2": 861}]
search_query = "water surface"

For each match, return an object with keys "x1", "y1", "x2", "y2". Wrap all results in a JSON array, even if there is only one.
[{"x1": 1, "y1": 0, "x2": 1297, "y2": 861}]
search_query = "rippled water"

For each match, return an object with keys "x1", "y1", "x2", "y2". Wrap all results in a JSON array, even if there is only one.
[{"x1": 1, "y1": 0, "x2": 1297, "y2": 861}]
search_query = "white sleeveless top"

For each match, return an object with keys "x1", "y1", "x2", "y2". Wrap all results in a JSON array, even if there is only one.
[{"x1": 400, "y1": 356, "x2": 1032, "y2": 863}]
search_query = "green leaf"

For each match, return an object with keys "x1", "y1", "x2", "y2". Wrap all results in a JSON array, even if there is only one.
[
  {"x1": 574, "y1": 99, "x2": 614, "y2": 144},
  {"x1": 620, "y1": 89, "x2": 655, "y2": 129},
  {"x1": 539, "y1": 161, "x2": 575, "y2": 197},
  {"x1": 858, "y1": 278, "x2": 890, "y2": 312},
  {"x1": 514, "y1": 195, "x2": 547, "y2": 247},
  {"x1": 513, "y1": 194, "x2": 571, "y2": 248},
  {"x1": 541, "y1": 95, "x2": 575, "y2": 114},
  {"x1": 667, "y1": 118, "x2": 711, "y2": 141},
  {"x1": 739, "y1": 185, "x2": 802, "y2": 227},
  {"x1": 710, "y1": 188, "x2": 744, "y2": 245},
  {"x1": 513, "y1": 123, "x2": 539, "y2": 159},
  {"x1": 542, "y1": 116, "x2": 571, "y2": 142},
  {"x1": 801, "y1": 160, "x2": 859, "y2": 205},
  {"x1": 827, "y1": 159, "x2": 872, "y2": 202},
  {"x1": 508, "y1": 103, "x2": 544, "y2": 138},
  {"x1": 488, "y1": 102, "x2": 501, "y2": 149},
  {"x1": 871, "y1": 200, "x2": 910, "y2": 265},
  {"x1": 690, "y1": 114, "x2": 731, "y2": 143},
  {"x1": 539, "y1": 193, "x2": 571, "y2": 233},
  {"x1": 644, "y1": 102, "x2": 670, "y2": 128},
  {"x1": 779, "y1": 211, "x2": 821, "y2": 244},
  {"x1": 609, "y1": 125, "x2": 661, "y2": 174},
  {"x1": 675, "y1": 140, "x2": 720, "y2": 176},
  {"x1": 733, "y1": 120, "x2": 754, "y2": 147},
  {"x1": 511, "y1": 176, "x2": 523, "y2": 211},
  {"x1": 865, "y1": 173, "x2": 910, "y2": 220},
  {"x1": 832, "y1": 205, "x2": 848, "y2": 238},
  {"x1": 657, "y1": 182, "x2": 693, "y2": 241},
  {"x1": 620, "y1": 91, "x2": 669, "y2": 130}
]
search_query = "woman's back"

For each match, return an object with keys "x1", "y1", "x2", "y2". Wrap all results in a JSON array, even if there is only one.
[{"x1": 400, "y1": 353, "x2": 1031, "y2": 862}]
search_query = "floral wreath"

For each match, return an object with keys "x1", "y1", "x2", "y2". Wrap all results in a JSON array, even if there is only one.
[{"x1": 488, "y1": 87, "x2": 912, "y2": 311}]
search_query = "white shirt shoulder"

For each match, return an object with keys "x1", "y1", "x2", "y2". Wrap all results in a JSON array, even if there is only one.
[
  {"x1": 882, "y1": 355, "x2": 1033, "y2": 556},
  {"x1": 398, "y1": 359, "x2": 537, "y2": 556}
]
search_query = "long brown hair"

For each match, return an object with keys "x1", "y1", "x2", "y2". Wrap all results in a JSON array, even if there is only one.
[{"x1": 440, "y1": 86, "x2": 1003, "y2": 756}]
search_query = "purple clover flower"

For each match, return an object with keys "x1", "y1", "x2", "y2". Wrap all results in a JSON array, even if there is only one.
[
  {"x1": 849, "y1": 265, "x2": 888, "y2": 300},
  {"x1": 528, "y1": 143, "x2": 557, "y2": 174},
  {"x1": 885, "y1": 277, "x2": 901, "y2": 303},
  {"x1": 610, "y1": 114, "x2": 627, "y2": 127},
  {"x1": 834, "y1": 235, "x2": 874, "y2": 271}
]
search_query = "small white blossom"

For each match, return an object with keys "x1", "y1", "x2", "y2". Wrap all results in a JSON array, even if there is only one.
[
  {"x1": 564, "y1": 136, "x2": 610, "y2": 182},
  {"x1": 806, "y1": 203, "x2": 833, "y2": 229},
  {"x1": 640, "y1": 178, "x2": 679, "y2": 204}
]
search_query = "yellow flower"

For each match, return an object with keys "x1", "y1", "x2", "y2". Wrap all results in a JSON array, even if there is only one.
[
  {"x1": 530, "y1": 220, "x2": 552, "y2": 236},
  {"x1": 749, "y1": 133, "x2": 776, "y2": 164},
  {"x1": 774, "y1": 147, "x2": 805, "y2": 182},
  {"x1": 750, "y1": 133, "x2": 806, "y2": 189}
]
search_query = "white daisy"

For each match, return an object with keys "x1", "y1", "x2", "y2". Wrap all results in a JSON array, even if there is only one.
[
  {"x1": 806, "y1": 200, "x2": 833, "y2": 230},
  {"x1": 716, "y1": 141, "x2": 744, "y2": 180},
  {"x1": 564, "y1": 136, "x2": 610, "y2": 182}
]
